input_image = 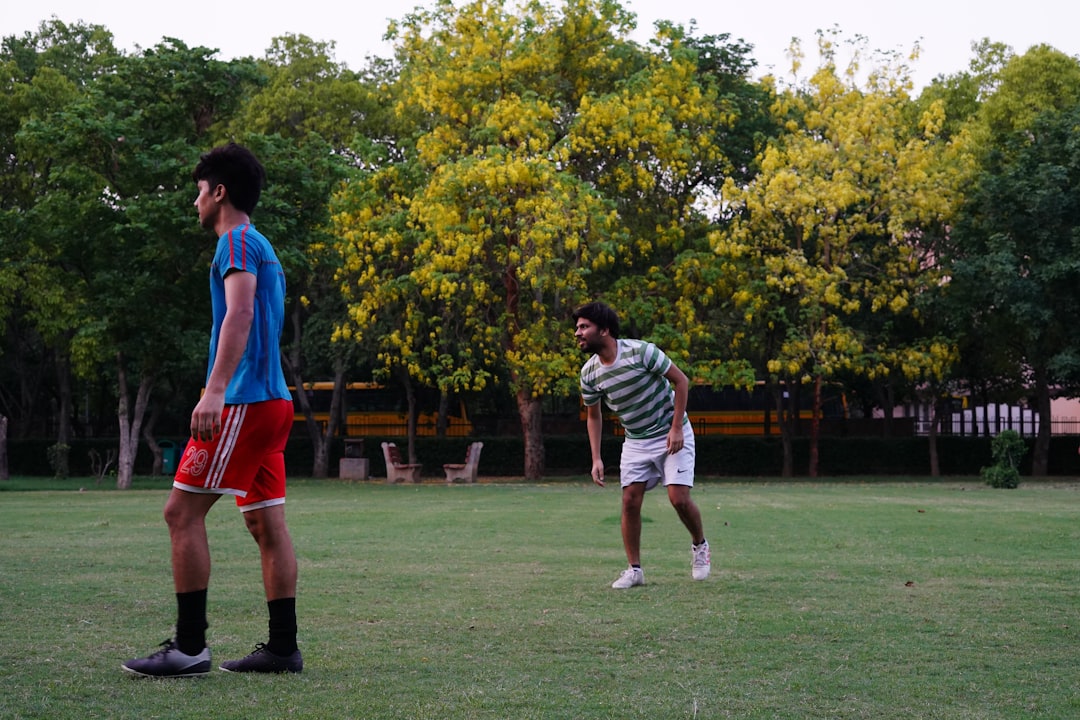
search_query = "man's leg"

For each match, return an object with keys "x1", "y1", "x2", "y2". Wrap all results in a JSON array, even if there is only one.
[
  {"x1": 217, "y1": 503, "x2": 303, "y2": 673},
  {"x1": 620, "y1": 482, "x2": 647, "y2": 565},
  {"x1": 121, "y1": 488, "x2": 219, "y2": 677},
  {"x1": 243, "y1": 504, "x2": 298, "y2": 603},
  {"x1": 219, "y1": 402, "x2": 303, "y2": 673},
  {"x1": 609, "y1": 482, "x2": 648, "y2": 588},
  {"x1": 164, "y1": 489, "x2": 220, "y2": 653},
  {"x1": 165, "y1": 488, "x2": 221, "y2": 593},
  {"x1": 667, "y1": 484, "x2": 711, "y2": 580},
  {"x1": 666, "y1": 484, "x2": 705, "y2": 545}
]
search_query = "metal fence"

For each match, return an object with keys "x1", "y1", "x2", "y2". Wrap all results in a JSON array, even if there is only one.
[{"x1": 915, "y1": 407, "x2": 1080, "y2": 437}]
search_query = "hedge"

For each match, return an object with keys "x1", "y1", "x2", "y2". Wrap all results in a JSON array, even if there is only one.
[{"x1": 6, "y1": 433, "x2": 1079, "y2": 479}]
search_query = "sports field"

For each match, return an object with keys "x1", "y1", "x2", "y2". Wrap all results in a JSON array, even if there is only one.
[{"x1": 1, "y1": 478, "x2": 1078, "y2": 719}]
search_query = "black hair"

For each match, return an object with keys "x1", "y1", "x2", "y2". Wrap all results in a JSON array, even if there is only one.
[
  {"x1": 192, "y1": 142, "x2": 266, "y2": 216},
  {"x1": 572, "y1": 301, "x2": 620, "y2": 338}
]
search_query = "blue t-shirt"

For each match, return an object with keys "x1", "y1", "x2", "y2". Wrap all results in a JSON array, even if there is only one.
[{"x1": 207, "y1": 223, "x2": 291, "y2": 405}]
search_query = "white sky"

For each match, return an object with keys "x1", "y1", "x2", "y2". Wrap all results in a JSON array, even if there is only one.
[{"x1": 4, "y1": 0, "x2": 1077, "y2": 90}]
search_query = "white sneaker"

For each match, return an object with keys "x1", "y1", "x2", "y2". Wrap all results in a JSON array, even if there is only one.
[
  {"x1": 611, "y1": 566, "x2": 645, "y2": 589},
  {"x1": 692, "y1": 540, "x2": 711, "y2": 581}
]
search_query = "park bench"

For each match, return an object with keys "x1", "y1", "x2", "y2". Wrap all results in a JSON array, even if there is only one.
[
  {"x1": 443, "y1": 441, "x2": 483, "y2": 483},
  {"x1": 381, "y1": 441, "x2": 422, "y2": 483}
]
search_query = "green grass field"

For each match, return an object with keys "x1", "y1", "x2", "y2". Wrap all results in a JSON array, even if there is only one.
[{"x1": 1, "y1": 477, "x2": 1078, "y2": 719}]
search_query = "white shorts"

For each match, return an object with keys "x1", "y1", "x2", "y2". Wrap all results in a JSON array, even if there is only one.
[{"x1": 619, "y1": 424, "x2": 695, "y2": 490}]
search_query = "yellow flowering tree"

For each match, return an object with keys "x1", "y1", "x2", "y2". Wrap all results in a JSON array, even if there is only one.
[
  {"x1": 707, "y1": 33, "x2": 969, "y2": 476},
  {"x1": 332, "y1": 0, "x2": 762, "y2": 477},
  {"x1": 335, "y1": 0, "x2": 623, "y2": 475}
]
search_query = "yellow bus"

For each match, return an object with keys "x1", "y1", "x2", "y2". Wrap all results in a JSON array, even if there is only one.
[{"x1": 290, "y1": 381, "x2": 473, "y2": 437}]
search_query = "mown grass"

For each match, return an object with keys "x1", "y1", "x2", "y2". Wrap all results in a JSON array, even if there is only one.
[{"x1": 1, "y1": 477, "x2": 1078, "y2": 719}]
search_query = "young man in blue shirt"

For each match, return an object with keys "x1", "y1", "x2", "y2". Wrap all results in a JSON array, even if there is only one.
[{"x1": 123, "y1": 143, "x2": 301, "y2": 677}]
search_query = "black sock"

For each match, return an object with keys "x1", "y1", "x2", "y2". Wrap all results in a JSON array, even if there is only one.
[
  {"x1": 631, "y1": 564, "x2": 642, "y2": 570},
  {"x1": 266, "y1": 597, "x2": 298, "y2": 656},
  {"x1": 694, "y1": 539, "x2": 707, "y2": 548},
  {"x1": 175, "y1": 589, "x2": 208, "y2": 655}
]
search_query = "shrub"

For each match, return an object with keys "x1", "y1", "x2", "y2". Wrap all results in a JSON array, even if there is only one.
[
  {"x1": 46, "y1": 443, "x2": 70, "y2": 478},
  {"x1": 981, "y1": 430, "x2": 1026, "y2": 488}
]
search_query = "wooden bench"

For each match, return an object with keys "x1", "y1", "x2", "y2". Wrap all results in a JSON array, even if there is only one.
[
  {"x1": 381, "y1": 442, "x2": 422, "y2": 483},
  {"x1": 443, "y1": 441, "x2": 483, "y2": 484}
]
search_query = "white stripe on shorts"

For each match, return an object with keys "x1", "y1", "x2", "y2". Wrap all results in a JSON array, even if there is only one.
[{"x1": 204, "y1": 404, "x2": 247, "y2": 489}]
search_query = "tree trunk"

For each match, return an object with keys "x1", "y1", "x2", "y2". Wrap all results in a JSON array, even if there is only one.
[
  {"x1": 116, "y1": 354, "x2": 154, "y2": 490},
  {"x1": 282, "y1": 313, "x2": 327, "y2": 477},
  {"x1": 316, "y1": 364, "x2": 346, "y2": 478},
  {"x1": 978, "y1": 388, "x2": 992, "y2": 436},
  {"x1": 1032, "y1": 366, "x2": 1052, "y2": 477},
  {"x1": 0, "y1": 414, "x2": 8, "y2": 481},
  {"x1": 283, "y1": 347, "x2": 342, "y2": 479},
  {"x1": 808, "y1": 374, "x2": 822, "y2": 478},
  {"x1": 405, "y1": 376, "x2": 419, "y2": 464},
  {"x1": 437, "y1": 390, "x2": 450, "y2": 438},
  {"x1": 877, "y1": 381, "x2": 896, "y2": 437},
  {"x1": 516, "y1": 388, "x2": 545, "y2": 480},
  {"x1": 55, "y1": 356, "x2": 73, "y2": 478},
  {"x1": 928, "y1": 397, "x2": 943, "y2": 478},
  {"x1": 141, "y1": 401, "x2": 165, "y2": 475},
  {"x1": 288, "y1": 369, "x2": 328, "y2": 477},
  {"x1": 772, "y1": 384, "x2": 794, "y2": 478}
]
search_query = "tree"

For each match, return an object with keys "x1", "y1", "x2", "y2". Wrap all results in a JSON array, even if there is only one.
[
  {"x1": 947, "y1": 47, "x2": 1080, "y2": 475},
  {"x1": 334, "y1": 0, "x2": 766, "y2": 478},
  {"x1": 336, "y1": 0, "x2": 623, "y2": 477},
  {"x1": 228, "y1": 32, "x2": 382, "y2": 163},
  {"x1": 0, "y1": 20, "x2": 121, "y2": 467},
  {"x1": 914, "y1": 38, "x2": 1014, "y2": 142},
  {"x1": 224, "y1": 36, "x2": 363, "y2": 476},
  {"x1": 710, "y1": 31, "x2": 966, "y2": 476},
  {"x1": 14, "y1": 38, "x2": 261, "y2": 487},
  {"x1": 242, "y1": 132, "x2": 352, "y2": 477}
]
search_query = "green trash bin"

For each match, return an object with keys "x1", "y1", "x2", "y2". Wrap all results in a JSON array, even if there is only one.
[{"x1": 160, "y1": 440, "x2": 180, "y2": 475}]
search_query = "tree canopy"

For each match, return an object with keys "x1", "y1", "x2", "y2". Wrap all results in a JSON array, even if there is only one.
[{"x1": 4, "y1": 6, "x2": 1080, "y2": 481}]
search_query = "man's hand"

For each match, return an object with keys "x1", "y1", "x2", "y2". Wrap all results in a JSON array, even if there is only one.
[
  {"x1": 191, "y1": 390, "x2": 225, "y2": 441},
  {"x1": 591, "y1": 458, "x2": 606, "y2": 487},
  {"x1": 666, "y1": 423, "x2": 685, "y2": 454}
]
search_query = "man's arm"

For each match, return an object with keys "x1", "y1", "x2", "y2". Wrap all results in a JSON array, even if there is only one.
[
  {"x1": 585, "y1": 402, "x2": 605, "y2": 486},
  {"x1": 664, "y1": 362, "x2": 690, "y2": 454},
  {"x1": 191, "y1": 270, "x2": 256, "y2": 440}
]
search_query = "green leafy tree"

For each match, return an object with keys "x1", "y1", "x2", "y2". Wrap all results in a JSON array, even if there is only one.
[
  {"x1": 14, "y1": 38, "x2": 260, "y2": 487},
  {"x1": 224, "y1": 36, "x2": 365, "y2": 476},
  {"x1": 228, "y1": 33, "x2": 382, "y2": 162},
  {"x1": 0, "y1": 20, "x2": 121, "y2": 468},
  {"x1": 947, "y1": 46, "x2": 1080, "y2": 476},
  {"x1": 913, "y1": 38, "x2": 1014, "y2": 145}
]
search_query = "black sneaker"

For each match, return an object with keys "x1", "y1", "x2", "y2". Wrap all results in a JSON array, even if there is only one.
[
  {"x1": 219, "y1": 643, "x2": 303, "y2": 674},
  {"x1": 121, "y1": 639, "x2": 211, "y2": 678}
]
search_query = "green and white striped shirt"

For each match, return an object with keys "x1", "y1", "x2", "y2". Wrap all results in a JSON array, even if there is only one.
[{"x1": 580, "y1": 339, "x2": 686, "y2": 439}]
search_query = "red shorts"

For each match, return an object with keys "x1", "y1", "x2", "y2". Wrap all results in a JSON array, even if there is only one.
[{"x1": 173, "y1": 399, "x2": 293, "y2": 512}]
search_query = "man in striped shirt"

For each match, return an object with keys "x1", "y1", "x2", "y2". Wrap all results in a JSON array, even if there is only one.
[{"x1": 573, "y1": 301, "x2": 711, "y2": 589}]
